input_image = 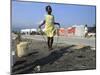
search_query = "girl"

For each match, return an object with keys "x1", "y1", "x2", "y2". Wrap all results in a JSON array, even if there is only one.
[{"x1": 39, "y1": 5, "x2": 60, "y2": 50}]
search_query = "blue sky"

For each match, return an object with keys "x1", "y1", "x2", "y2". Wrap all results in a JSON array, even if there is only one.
[{"x1": 12, "y1": 1, "x2": 96, "y2": 30}]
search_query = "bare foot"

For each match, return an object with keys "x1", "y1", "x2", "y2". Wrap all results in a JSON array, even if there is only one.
[{"x1": 49, "y1": 47, "x2": 53, "y2": 51}]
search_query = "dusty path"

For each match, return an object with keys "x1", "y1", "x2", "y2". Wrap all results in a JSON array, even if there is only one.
[
  {"x1": 21, "y1": 35, "x2": 96, "y2": 47},
  {"x1": 11, "y1": 37, "x2": 96, "y2": 74}
]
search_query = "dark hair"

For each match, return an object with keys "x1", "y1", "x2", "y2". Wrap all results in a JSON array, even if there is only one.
[{"x1": 45, "y1": 5, "x2": 52, "y2": 12}]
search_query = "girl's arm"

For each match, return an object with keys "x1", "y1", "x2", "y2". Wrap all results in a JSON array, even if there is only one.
[
  {"x1": 39, "y1": 20, "x2": 45, "y2": 28},
  {"x1": 53, "y1": 16, "x2": 60, "y2": 28},
  {"x1": 54, "y1": 22, "x2": 60, "y2": 28}
]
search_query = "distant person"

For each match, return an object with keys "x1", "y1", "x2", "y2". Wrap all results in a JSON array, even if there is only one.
[
  {"x1": 38, "y1": 5, "x2": 60, "y2": 50},
  {"x1": 84, "y1": 25, "x2": 88, "y2": 38}
]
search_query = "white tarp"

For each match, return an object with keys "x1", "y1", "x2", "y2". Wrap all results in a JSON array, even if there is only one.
[{"x1": 73, "y1": 25, "x2": 85, "y2": 37}]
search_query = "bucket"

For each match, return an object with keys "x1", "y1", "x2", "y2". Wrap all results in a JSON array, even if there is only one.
[{"x1": 16, "y1": 42, "x2": 29, "y2": 57}]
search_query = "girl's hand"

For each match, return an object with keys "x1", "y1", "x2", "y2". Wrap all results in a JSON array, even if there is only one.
[
  {"x1": 58, "y1": 23, "x2": 61, "y2": 28},
  {"x1": 39, "y1": 25, "x2": 41, "y2": 28},
  {"x1": 54, "y1": 22, "x2": 60, "y2": 28}
]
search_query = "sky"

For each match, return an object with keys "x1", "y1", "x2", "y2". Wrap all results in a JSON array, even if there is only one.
[{"x1": 12, "y1": 1, "x2": 96, "y2": 30}]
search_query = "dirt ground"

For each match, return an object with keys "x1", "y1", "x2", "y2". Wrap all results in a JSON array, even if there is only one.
[{"x1": 11, "y1": 38, "x2": 96, "y2": 74}]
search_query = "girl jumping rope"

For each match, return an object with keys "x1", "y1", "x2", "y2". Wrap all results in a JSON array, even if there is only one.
[{"x1": 38, "y1": 5, "x2": 60, "y2": 50}]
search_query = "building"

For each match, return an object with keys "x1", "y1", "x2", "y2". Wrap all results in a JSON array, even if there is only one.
[
  {"x1": 20, "y1": 28, "x2": 45, "y2": 35},
  {"x1": 21, "y1": 29, "x2": 31, "y2": 35},
  {"x1": 58, "y1": 25, "x2": 86, "y2": 37},
  {"x1": 21, "y1": 28, "x2": 37, "y2": 35},
  {"x1": 20, "y1": 25, "x2": 94, "y2": 37}
]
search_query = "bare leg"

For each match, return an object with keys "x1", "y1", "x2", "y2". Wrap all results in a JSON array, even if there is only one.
[
  {"x1": 49, "y1": 37, "x2": 53, "y2": 50},
  {"x1": 47, "y1": 37, "x2": 50, "y2": 49},
  {"x1": 85, "y1": 32, "x2": 88, "y2": 38},
  {"x1": 50, "y1": 37, "x2": 53, "y2": 48}
]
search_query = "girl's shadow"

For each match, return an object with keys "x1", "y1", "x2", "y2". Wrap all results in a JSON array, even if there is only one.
[{"x1": 12, "y1": 45, "x2": 75, "y2": 74}]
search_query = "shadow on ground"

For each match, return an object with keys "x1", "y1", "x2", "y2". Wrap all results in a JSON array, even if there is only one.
[
  {"x1": 12, "y1": 45, "x2": 75, "y2": 74},
  {"x1": 12, "y1": 45, "x2": 96, "y2": 74}
]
